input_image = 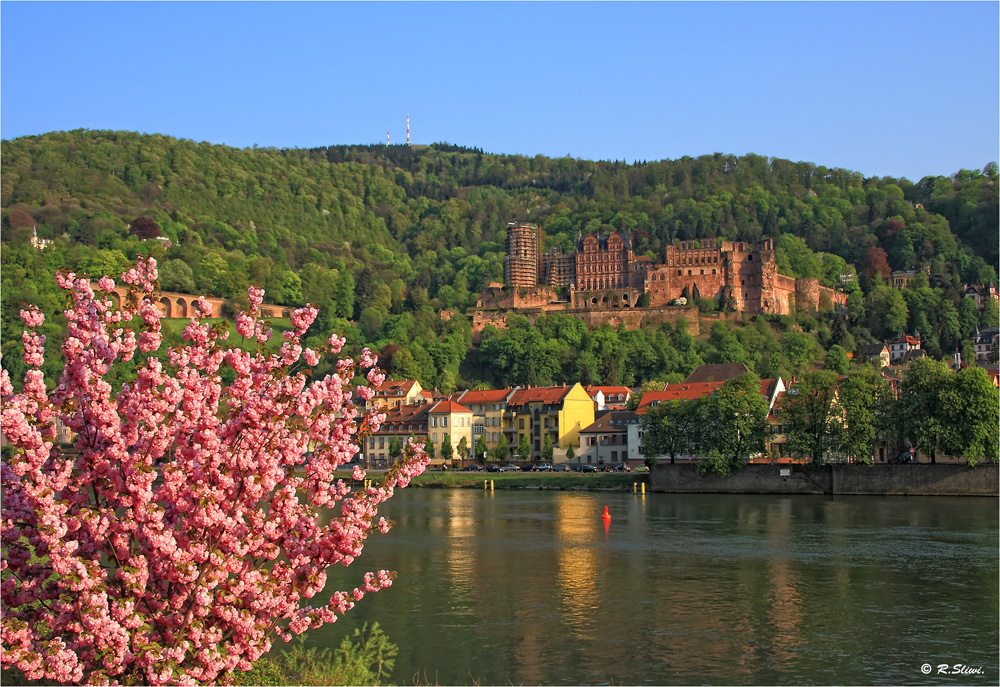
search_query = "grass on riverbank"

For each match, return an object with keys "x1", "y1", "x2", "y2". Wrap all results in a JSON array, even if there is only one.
[{"x1": 406, "y1": 470, "x2": 648, "y2": 491}]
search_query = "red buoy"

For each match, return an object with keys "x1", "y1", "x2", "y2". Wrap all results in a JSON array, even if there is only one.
[{"x1": 602, "y1": 506, "x2": 611, "y2": 522}]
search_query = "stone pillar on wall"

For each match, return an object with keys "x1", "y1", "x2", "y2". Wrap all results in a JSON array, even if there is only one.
[
  {"x1": 795, "y1": 278, "x2": 821, "y2": 312},
  {"x1": 758, "y1": 240, "x2": 778, "y2": 314}
]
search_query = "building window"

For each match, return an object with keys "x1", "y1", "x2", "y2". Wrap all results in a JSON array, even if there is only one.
[
  {"x1": 519, "y1": 418, "x2": 524, "y2": 429},
  {"x1": 431, "y1": 417, "x2": 437, "y2": 428},
  {"x1": 442, "y1": 417, "x2": 448, "y2": 427}
]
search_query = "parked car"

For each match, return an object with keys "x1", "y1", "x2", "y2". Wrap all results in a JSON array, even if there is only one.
[
  {"x1": 532, "y1": 463, "x2": 552, "y2": 472},
  {"x1": 578, "y1": 465, "x2": 597, "y2": 473},
  {"x1": 520, "y1": 464, "x2": 534, "y2": 471},
  {"x1": 463, "y1": 464, "x2": 482, "y2": 471},
  {"x1": 633, "y1": 465, "x2": 650, "y2": 473},
  {"x1": 498, "y1": 464, "x2": 519, "y2": 472},
  {"x1": 553, "y1": 464, "x2": 570, "y2": 472},
  {"x1": 485, "y1": 464, "x2": 501, "y2": 472},
  {"x1": 610, "y1": 463, "x2": 629, "y2": 472}
]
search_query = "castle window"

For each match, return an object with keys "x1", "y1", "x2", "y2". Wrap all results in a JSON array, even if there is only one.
[
  {"x1": 700, "y1": 270, "x2": 704, "y2": 275},
  {"x1": 748, "y1": 255, "x2": 753, "y2": 262},
  {"x1": 712, "y1": 269, "x2": 716, "y2": 275},
  {"x1": 688, "y1": 270, "x2": 692, "y2": 276},
  {"x1": 677, "y1": 270, "x2": 682, "y2": 276}
]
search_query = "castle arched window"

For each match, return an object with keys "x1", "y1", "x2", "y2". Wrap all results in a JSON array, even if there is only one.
[
  {"x1": 688, "y1": 270, "x2": 692, "y2": 276},
  {"x1": 677, "y1": 270, "x2": 682, "y2": 276},
  {"x1": 700, "y1": 270, "x2": 704, "y2": 275},
  {"x1": 712, "y1": 269, "x2": 717, "y2": 275}
]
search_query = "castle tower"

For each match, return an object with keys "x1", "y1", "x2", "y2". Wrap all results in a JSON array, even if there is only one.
[{"x1": 504, "y1": 222, "x2": 539, "y2": 289}]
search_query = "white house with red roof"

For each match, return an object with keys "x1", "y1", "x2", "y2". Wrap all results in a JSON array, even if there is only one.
[
  {"x1": 584, "y1": 385, "x2": 632, "y2": 411},
  {"x1": 887, "y1": 332, "x2": 922, "y2": 363}
]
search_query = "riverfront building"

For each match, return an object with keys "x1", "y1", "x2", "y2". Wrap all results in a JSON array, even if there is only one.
[{"x1": 504, "y1": 384, "x2": 595, "y2": 460}]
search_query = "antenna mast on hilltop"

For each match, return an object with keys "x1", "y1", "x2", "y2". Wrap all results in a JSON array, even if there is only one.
[
  {"x1": 387, "y1": 130, "x2": 390, "y2": 146},
  {"x1": 407, "y1": 114, "x2": 410, "y2": 146}
]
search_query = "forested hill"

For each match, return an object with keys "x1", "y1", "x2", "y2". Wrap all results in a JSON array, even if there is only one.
[{"x1": 2, "y1": 129, "x2": 998, "y2": 391}]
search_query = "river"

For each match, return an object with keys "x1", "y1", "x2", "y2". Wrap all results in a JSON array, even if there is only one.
[{"x1": 313, "y1": 489, "x2": 998, "y2": 685}]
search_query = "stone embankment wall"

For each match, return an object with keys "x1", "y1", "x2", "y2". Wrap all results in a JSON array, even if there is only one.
[{"x1": 649, "y1": 463, "x2": 999, "y2": 496}]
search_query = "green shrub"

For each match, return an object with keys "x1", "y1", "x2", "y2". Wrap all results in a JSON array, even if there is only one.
[
  {"x1": 233, "y1": 622, "x2": 398, "y2": 686},
  {"x1": 696, "y1": 297, "x2": 718, "y2": 314}
]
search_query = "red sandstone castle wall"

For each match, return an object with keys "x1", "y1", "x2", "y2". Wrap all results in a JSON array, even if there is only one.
[
  {"x1": 772, "y1": 274, "x2": 797, "y2": 315},
  {"x1": 477, "y1": 285, "x2": 561, "y2": 310},
  {"x1": 471, "y1": 307, "x2": 702, "y2": 341},
  {"x1": 795, "y1": 279, "x2": 821, "y2": 312},
  {"x1": 571, "y1": 288, "x2": 645, "y2": 309}
]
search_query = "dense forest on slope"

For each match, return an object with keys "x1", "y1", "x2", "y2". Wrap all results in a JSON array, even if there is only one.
[{"x1": 2, "y1": 129, "x2": 997, "y2": 391}]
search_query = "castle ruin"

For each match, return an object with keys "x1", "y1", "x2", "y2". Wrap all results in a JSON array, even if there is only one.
[{"x1": 482, "y1": 223, "x2": 847, "y2": 322}]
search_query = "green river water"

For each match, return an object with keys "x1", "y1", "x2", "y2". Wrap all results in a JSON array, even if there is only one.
[{"x1": 314, "y1": 490, "x2": 998, "y2": 686}]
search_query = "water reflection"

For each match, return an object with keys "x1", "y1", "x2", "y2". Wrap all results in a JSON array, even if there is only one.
[{"x1": 315, "y1": 491, "x2": 998, "y2": 686}]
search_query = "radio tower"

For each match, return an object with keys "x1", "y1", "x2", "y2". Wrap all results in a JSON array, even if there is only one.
[
  {"x1": 406, "y1": 114, "x2": 410, "y2": 146},
  {"x1": 387, "y1": 130, "x2": 390, "y2": 146}
]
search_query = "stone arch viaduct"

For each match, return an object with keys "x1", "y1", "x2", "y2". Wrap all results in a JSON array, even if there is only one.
[{"x1": 97, "y1": 285, "x2": 290, "y2": 319}]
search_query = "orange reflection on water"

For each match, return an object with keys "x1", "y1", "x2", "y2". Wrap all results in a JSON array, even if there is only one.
[{"x1": 555, "y1": 495, "x2": 602, "y2": 641}]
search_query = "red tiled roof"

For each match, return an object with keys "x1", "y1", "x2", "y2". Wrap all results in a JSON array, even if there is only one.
[
  {"x1": 580, "y1": 411, "x2": 639, "y2": 434},
  {"x1": 683, "y1": 363, "x2": 751, "y2": 384},
  {"x1": 375, "y1": 380, "x2": 416, "y2": 396},
  {"x1": 458, "y1": 388, "x2": 514, "y2": 404},
  {"x1": 428, "y1": 399, "x2": 473, "y2": 414},
  {"x1": 637, "y1": 379, "x2": 778, "y2": 414},
  {"x1": 637, "y1": 382, "x2": 727, "y2": 411},
  {"x1": 374, "y1": 404, "x2": 430, "y2": 434},
  {"x1": 584, "y1": 385, "x2": 632, "y2": 399},
  {"x1": 508, "y1": 386, "x2": 573, "y2": 406},
  {"x1": 419, "y1": 390, "x2": 434, "y2": 399}
]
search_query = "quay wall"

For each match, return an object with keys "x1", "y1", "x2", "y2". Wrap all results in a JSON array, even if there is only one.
[{"x1": 649, "y1": 463, "x2": 999, "y2": 496}]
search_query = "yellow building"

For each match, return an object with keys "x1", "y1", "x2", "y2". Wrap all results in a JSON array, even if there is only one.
[
  {"x1": 427, "y1": 399, "x2": 474, "y2": 465},
  {"x1": 369, "y1": 380, "x2": 424, "y2": 411},
  {"x1": 504, "y1": 384, "x2": 595, "y2": 463}
]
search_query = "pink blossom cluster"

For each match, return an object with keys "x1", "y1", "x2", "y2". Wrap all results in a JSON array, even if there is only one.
[{"x1": 1, "y1": 257, "x2": 428, "y2": 685}]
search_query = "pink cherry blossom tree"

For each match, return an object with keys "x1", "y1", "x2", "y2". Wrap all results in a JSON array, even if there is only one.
[{"x1": 1, "y1": 257, "x2": 428, "y2": 685}]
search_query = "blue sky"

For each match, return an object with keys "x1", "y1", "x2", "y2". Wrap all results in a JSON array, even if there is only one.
[{"x1": 2, "y1": 2, "x2": 997, "y2": 181}]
